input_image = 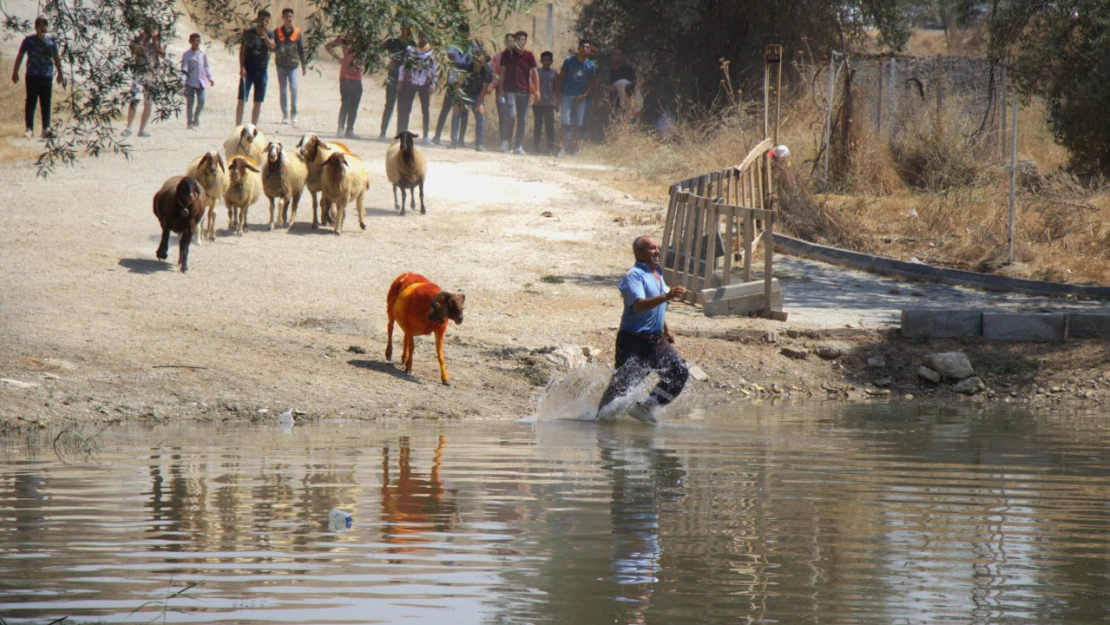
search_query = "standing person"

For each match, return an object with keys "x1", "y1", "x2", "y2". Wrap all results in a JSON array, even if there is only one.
[
  {"x1": 235, "y1": 10, "x2": 275, "y2": 127},
  {"x1": 554, "y1": 39, "x2": 597, "y2": 157},
  {"x1": 596, "y1": 236, "x2": 689, "y2": 425},
  {"x1": 325, "y1": 34, "x2": 363, "y2": 139},
  {"x1": 450, "y1": 51, "x2": 493, "y2": 151},
  {"x1": 532, "y1": 51, "x2": 557, "y2": 154},
  {"x1": 431, "y1": 45, "x2": 471, "y2": 145},
  {"x1": 396, "y1": 32, "x2": 436, "y2": 143},
  {"x1": 609, "y1": 46, "x2": 639, "y2": 121},
  {"x1": 496, "y1": 30, "x2": 537, "y2": 155},
  {"x1": 180, "y1": 33, "x2": 214, "y2": 129},
  {"x1": 121, "y1": 24, "x2": 165, "y2": 137},
  {"x1": 582, "y1": 41, "x2": 602, "y2": 143},
  {"x1": 10, "y1": 16, "x2": 63, "y2": 139},
  {"x1": 490, "y1": 34, "x2": 512, "y2": 151},
  {"x1": 378, "y1": 25, "x2": 412, "y2": 140},
  {"x1": 274, "y1": 8, "x2": 307, "y2": 126}
]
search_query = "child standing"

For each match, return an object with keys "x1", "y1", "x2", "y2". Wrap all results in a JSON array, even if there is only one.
[
  {"x1": 533, "y1": 51, "x2": 557, "y2": 154},
  {"x1": 11, "y1": 16, "x2": 64, "y2": 138},
  {"x1": 180, "y1": 33, "x2": 214, "y2": 129}
]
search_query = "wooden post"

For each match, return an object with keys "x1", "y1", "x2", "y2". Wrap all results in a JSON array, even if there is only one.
[
  {"x1": 765, "y1": 45, "x2": 782, "y2": 146},
  {"x1": 764, "y1": 213, "x2": 774, "y2": 315},
  {"x1": 876, "y1": 57, "x2": 884, "y2": 134},
  {"x1": 824, "y1": 53, "x2": 836, "y2": 191},
  {"x1": 661, "y1": 184, "x2": 680, "y2": 266},
  {"x1": 1008, "y1": 92, "x2": 1018, "y2": 264},
  {"x1": 546, "y1": 3, "x2": 554, "y2": 47},
  {"x1": 888, "y1": 56, "x2": 897, "y2": 145},
  {"x1": 934, "y1": 55, "x2": 944, "y2": 136},
  {"x1": 840, "y1": 58, "x2": 854, "y2": 175},
  {"x1": 743, "y1": 211, "x2": 754, "y2": 282},
  {"x1": 722, "y1": 204, "x2": 734, "y2": 286},
  {"x1": 1000, "y1": 64, "x2": 1008, "y2": 161}
]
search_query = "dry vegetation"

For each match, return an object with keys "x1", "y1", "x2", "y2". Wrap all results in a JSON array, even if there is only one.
[
  {"x1": 585, "y1": 52, "x2": 1110, "y2": 287},
  {"x1": 0, "y1": 53, "x2": 39, "y2": 163}
]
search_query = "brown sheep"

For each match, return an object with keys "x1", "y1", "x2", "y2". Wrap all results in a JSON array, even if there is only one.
[
  {"x1": 296, "y1": 133, "x2": 353, "y2": 229},
  {"x1": 153, "y1": 176, "x2": 206, "y2": 273},
  {"x1": 385, "y1": 130, "x2": 428, "y2": 215},
  {"x1": 185, "y1": 151, "x2": 229, "y2": 241}
]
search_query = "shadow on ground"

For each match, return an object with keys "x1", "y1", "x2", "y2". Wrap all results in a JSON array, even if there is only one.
[
  {"x1": 348, "y1": 359, "x2": 424, "y2": 384},
  {"x1": 119, "y1": 258, "x2": 173, "y2": 274}
]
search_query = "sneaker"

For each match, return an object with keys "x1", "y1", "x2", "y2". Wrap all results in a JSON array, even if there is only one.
[
  {"x1": 475, "y1": 145, "x2": 485, "y2": 152},
  {"x1": 24, "y1": 129, "x2": 34, "y2": 138},
  {"x1": 422, "y1": 136, "x2": 432, "y2": 146},
  {"x1": 281, "y1": 115, "x2": 289, "y2": 125},
  {"x1": 556, "y1": 149, "x2": 566, "y2": 158},
  {"x1": 627, "y1": 399, "x2": 660, "y2": 426},
  {"x1": 446, "y1": 142, "x2": 458, "y2": 150},
  {"x1": 432, "y1": 137, "x2": 442, "y2": 145},
  {"x1": 120, "y1": 127, "x2": 133, "y2": 137},
  {"x1": 345, "y1": 131, "x2": 359, "y2": 140},
  {"x1": 337, "y1": 128, "x2": 345, "y2": 138},
  {"x1": 291, "y1": 115, "x2": 298, "y2": 126},
  {"x1": 512, "y1": 146, "x2": 526, "y2": 155},
  {"x1": 378, "y1": 132, "x2": 387, "y2": 141},
  {"x1": 499, "y1": 140, "x2": 509, "y2": 152},
  {"x1": 138, "y1": 129, "x2": 151, "y2": 137}
]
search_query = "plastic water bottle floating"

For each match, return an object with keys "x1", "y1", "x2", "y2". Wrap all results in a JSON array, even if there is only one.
[{"x1": 328, "y1": 508, "x2": 352, "y2": 531}]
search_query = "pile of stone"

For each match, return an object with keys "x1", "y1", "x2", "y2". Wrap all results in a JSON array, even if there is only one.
[{"x1": 918, "y1": 351, "x2": 985, "y2": 394}]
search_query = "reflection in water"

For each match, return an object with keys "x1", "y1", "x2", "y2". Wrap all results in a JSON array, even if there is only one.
[
  {"x1": 3, "y1": 406, "x2": 1110, "y2": 624},
  {"x1": 380, "y1": 435, "x2": 459, "y2": 555},
  {"x1": 598, "y1": 430, "x2": 686, "y2": 624}
]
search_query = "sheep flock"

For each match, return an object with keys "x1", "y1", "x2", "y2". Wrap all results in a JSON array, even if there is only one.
[{"x1": 157, "y1": 124, "x2": 428, "y2": 272}]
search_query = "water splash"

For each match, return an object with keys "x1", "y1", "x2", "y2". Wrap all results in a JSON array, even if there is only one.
[{"x1": 533, "y1": 364, "x2": 657, "y2": 422}]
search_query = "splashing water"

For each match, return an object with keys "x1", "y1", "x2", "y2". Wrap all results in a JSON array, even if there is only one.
[{"x1": 533, "y1": 364, "x2": 657, "y2": 422}]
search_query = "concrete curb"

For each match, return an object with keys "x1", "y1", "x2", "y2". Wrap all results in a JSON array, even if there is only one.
[
  {"x1": 902, "y1": 309, "x2": 1110, "y2": 342},
  {"x1": 773, "y1": 233, "x2": 1110, "y2": 300}
]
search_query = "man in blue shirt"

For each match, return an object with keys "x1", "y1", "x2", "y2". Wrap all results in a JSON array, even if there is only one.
[
  {"x1": 554, "y1": 38, "x2": 597, "y2": 157},
  {"x1": 11, "y1": 17, "x2": 64, "y2": 138},
  {"x1": 596, "y1": 236, "x2": 690, "y2": 425}
]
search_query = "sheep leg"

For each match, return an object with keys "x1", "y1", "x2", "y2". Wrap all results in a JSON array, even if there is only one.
[
  {"x1": 227, "y1": 204, "x2": 237, "y2": 231},
  {"x1": 268, "y1": 197, "x2": 277, "y2": 230},
  {"x1": 410, "y1": 186, "x2": 417, "y2": 214},
  {"x1": 238, "y1": 205, "x2": 248, "y2": 237},
  {"x1": 205, "y1": 201, "x2": 217, "y2": 241},
  {"x1": 178, "y1": 229, "x2": 193, "y2": 273},
  {"x1": 288, "y1": 191, "x2": 302, "y2": 228},
  {"x1": 419, "y1": 181, "x2": 426, "y2": 215},
  {"x1": 392, "y1": 184, "x2": 400, "y2": 211},
  {"x1": 385, "y1": 315, "x2": 395, "y2": 361},
  {"x1": 357, "y1": 193, "x2": 366, "y2": 231},
  {"x1": 333, "y1": 201, "x2": 344, "y2": 235},
  {"x1": 435, "y1": 328, "x2": 449, "y2": 385},
  {"x1": 403, "y1": 334, "x2": 415, "y2": 374},
  {"x1": 280, "y1": 196, "x2": 291, "y2": 228},
  {"x1": 400, "y1": 187, "x2": 407, "y2": 216},
  {"x1": 156, "y1": 227, "x2": 171, "y2": 261},
  {"x1": 310, "y1": 191, "x2": 319, "y2": 229}
]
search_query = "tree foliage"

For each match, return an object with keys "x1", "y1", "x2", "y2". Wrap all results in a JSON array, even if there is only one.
[
  {"x1": 1, "y1": 0, "x2": 535, "y2": 177},
  {"x1": 990, "y1": 0, "x2": 1110, "y2": 175},
  {"x1": 574, "y1": 0, "x2": 912, "y2": 118}
]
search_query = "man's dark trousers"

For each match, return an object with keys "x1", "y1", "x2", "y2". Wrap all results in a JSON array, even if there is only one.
[{"x1": 597, "y1": 330, "x2": 689, "y2": 411}]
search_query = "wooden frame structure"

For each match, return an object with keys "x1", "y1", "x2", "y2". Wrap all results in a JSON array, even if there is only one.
[{"x1": 659, "y1": 45, "x2": 783, "y2": 317}]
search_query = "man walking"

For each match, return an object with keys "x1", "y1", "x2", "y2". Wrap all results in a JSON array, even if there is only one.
[
  {"x1": 497, "y1": 30, "x2": 537, "y2": 154},
  {"x1": 596, "y1": 236, "x2": 689, "y2": 425},
  {"x1": 554, "y1": 39, "x2": 597, "y2": 157},
  {"x1": 236, "y1": 10, "x2": 275, "y2": 126},
  {"x1": 274, "y1": 8, "x2": 307, "y2": 126},
  {"x1": 10, "y1": 16, "x2": 63, "y2": 139},
  {"x1": 121, "y1": 24, "x2": 164, "y2": 137},
  {"x1": 378, "y1": 25, "x2": 412, "y2": 139}
]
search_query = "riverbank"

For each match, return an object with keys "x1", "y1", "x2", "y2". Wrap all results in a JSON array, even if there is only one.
[{"x1": 3, "y1": 35, "x2": 1109, "y2": 432}]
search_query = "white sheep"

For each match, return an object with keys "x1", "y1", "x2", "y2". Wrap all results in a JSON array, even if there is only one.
[
  {"x1": 224, "y1": 124, "x2": 267, "y2": 171},
  {"x1": 321, "y1": 151, "x2": 369, "y2": 235},
  {"x1": 223, "y1": 156, "x2": 263, "y2": 237},
  {"x1": 185, "y1": 151, "x2": 230, "y2": 241},
  {"x1": 385, "y1": 130, "x2": 428, "y2": 215},
  {"x1": 261, "y1": 142, "x2": 309, "y2": 230},
  {"x1": 297, "y1": 133, "x2": 353, "y2": 229}
]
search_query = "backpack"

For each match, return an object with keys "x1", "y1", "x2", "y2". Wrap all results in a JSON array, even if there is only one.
[{"x1": 275, "y1": 27, "x2": 300, "y2": 68}]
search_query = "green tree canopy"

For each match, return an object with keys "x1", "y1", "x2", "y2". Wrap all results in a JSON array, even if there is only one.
[
  {"x1": 990, "y1": 0, "x2": 1110, "y2": 175},
  {"x1": 2, "y1": 0, "x2": 535, "y2": 176},
  {"x1": 574, "y1": 0, "x2": 912, "y2": 119}
]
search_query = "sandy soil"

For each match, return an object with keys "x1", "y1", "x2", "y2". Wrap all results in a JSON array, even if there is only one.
[{"x1": 2, "y1": 30, "x2": 1108, "y2": 430}]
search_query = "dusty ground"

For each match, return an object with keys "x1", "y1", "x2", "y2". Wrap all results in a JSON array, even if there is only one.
[{"x1": 2, "y1": 29, "x2": 1109, "y2": 432}]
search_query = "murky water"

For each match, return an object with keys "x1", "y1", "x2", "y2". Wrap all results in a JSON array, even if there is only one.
[{"x1": 3, "y1": 401, "x2": 1110, "y2": 624}]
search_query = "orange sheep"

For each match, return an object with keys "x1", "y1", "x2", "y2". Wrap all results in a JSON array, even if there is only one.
[{"x1": 385, "y1": 273, "x2": 466, "y2": 385}]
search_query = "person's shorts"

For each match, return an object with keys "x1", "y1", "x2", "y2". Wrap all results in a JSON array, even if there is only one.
[
  {"x1": 238, "y1": 68, "x2": 268, "y2": 103},
  {"x1": 560, "y1": 95, "x2": 587, "y2": 126},
  {"x1": 130, "y1": 73, "x2": 156, "y2": 102}
]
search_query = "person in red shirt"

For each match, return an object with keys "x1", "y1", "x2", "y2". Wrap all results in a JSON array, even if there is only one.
[
  {"x1": 496, "y1": 30, "x2": 538, "y2": 154},
  {"x1": 325, "y1": 34, "x2": 364, "y2": 138}
]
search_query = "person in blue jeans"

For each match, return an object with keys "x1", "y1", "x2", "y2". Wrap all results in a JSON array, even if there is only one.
[
  {"x1": 274, "y1": 8, "x2": 307, "y2": 126},
  {"x1": 496, "y1": 31, "x2": 538, "y2": 154},
  {"x1": 236, "y1": 10, "x2": 275, "y2": 126},
  {"x1": 554, "y1": 39, "x2": 597, "y2": 157},
  {"x1": 451, "y1": 52, "x2": 493, "y2": 151},
  {"x1": 10, "y1": 16, "x2": 63, "y2": 139}
]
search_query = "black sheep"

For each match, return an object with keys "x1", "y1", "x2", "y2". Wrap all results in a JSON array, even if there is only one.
[{"x1": 153, "y1": 176, "x2": 207, "y2": 273}]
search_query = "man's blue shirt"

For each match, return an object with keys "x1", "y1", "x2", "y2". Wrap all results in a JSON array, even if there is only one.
[
  {"x1": 618, "y1": 261, "x2": 667, "y2": 335},
  {"x1": 559, "y1": 55, "x2": 596, "y2": 97}
]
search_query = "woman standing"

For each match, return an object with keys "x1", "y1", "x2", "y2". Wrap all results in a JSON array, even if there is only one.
[
  {"x1": 325, "y1": 34, "x2": 363, "y2": 139},
  {"x1": 396, "y1": 32, "x2": 436, "y2": 143}
]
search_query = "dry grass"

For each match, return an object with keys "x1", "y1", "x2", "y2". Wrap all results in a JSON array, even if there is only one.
[
  {"x1": 579, "y1": 61, "x2": 1110, "y2": 286},
  {"x1": 0, "y1": 53, "x2": 38, "y2": 164}
]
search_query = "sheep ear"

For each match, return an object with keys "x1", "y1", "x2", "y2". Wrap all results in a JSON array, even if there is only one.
[
  {"x1": 218, "y1": 155, "x2": 226, "y2": 173},
  {"x1": 428, "y1": 299, "x2": 442, "y2": 322},
  {"x1": 246, "y1": 162, "x2": 260, "y2": 173}
]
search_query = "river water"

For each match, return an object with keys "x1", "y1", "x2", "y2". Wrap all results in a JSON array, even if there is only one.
[{"x1": 2, "y1": 401, "x2": 1110, "y2": 624}]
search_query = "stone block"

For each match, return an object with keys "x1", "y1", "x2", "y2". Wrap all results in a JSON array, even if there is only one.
[
  {"x1": 982, "y1": 312, "x2": 1066, "y2": 342},
  {"x1": 702, "y1": 279, "x2": 783, "y2": 317},
  {"x1": 1066, "y1": 314, "x2": 1110, "y2": 339},
  {"x1": 900, "y1": 309, "x2": 983, "y2": 339}
]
